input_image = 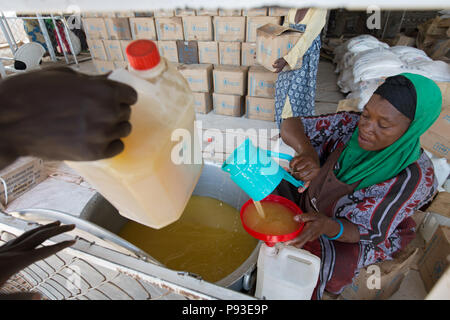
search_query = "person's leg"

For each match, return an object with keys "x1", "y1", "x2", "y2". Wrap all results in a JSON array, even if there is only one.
[
  {"x1": 274, "y1": 70, "x2": 294, "y2": 127},
  {"x1": 291, "y1": 36, "x2": 321, "y2": 117}
]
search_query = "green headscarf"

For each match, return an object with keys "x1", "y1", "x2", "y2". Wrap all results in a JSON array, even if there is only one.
[{"x1": 335, "y1": 73, "x2": 443, "y2": 191}]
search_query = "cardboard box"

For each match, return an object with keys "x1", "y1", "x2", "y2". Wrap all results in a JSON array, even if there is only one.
[
  {"x1": 82, "y1": 18, "x2": 108, "y2": 40},
  {"x1": 429, "y1": 39, "x2": 450, "y2": 60},
  {"x1": 86, "y1": 39, "x2": 107, "y2": 60},
  {"x1": 437, "y1": 82, "x2": 450, "y2": 108},
  {"x1": 213, "y1": 65, "x2": 248, "y2": 95},
  {"x1": 93, "y1": 59, "x2": 115, "y2": 74},
  {"x1": 241, "y1": 42, "x2": 257, "y2": 66},
  {"x1": 196, "y1": 9, "x2": 219, "y2": 16},
  {"x1": 425, "y1": 265, "x2": 450, "y2": 299},
  {"x1": 243, "y1": 8, "x2": 268, "y2": 16},
  {"x1": 82, "y1": 12, "x2": 101, "y2": 18},
  {"x1": 115, "y1": 11, "x2": 135, "y2": 18},
  {"x1": 129, "y1": 17, "x2": 157, "y2": 40},
  {"x1": 176, "y1": 40, "x2": 199, "y2": 64},
  {"x1": 420, "y1": 106, "x2": 450, "y2": 161},
  {"x1": 155, "y1": 17, "x2": 184, "y2": 41},
  {"x1": 218, "y1": 9, "x2": 242, "y2": 16},
  {"x1": 182, "y1": 16, "x2": 213, "y2": 41},
  {"x1": 113, "y1": 61, "x2": 128, "y2": 69},
  {"x1": 268, "y1": 7, "x2": 291, "y2": 16},
  {"x1": 418, "y1": 226, "x2": 450, "y2": 292},
  {"x1": 134, "y1": 12, "x2": 154, "y2": 18},
  {"x1": 104, "y1": 18, "x2": 132, "y2": 40},
  {"x1": 246, "y1": 16, "x2": 281, "y2": 43},
  {"x1": 336, "y1": 98, "x2": 360, "y2": 112},
  {"x1": 0, "y1": 157, "x2": 46, "y2": 209},
  {"x1": 193, "y1": 92, "x2": 213, "y2": 114},
  {"x1": 246, "y1": 96, "x2": 275, "y2": 121},
  {"x1": 157, "y1": 41, "x2": 179, "y2": 63},
  {"x1": 178, "y1": 63, "x2": 213, "y2": 93},
  {"x1": 198, "y1": 41, "x2": 219, "y2": 64},
  {"x1": 248, "y1": 66, "x2": 278, "y2": 98},
  {"x1": 256, "y1": 23, "x2": 304, "y2": 72},
  {"x1": 98, "y1": 12, "x2": 116, "y2": 18},
  {"x1": 340, "y1": 247, "x2": 423, "y2": 300},
  {"x1": 219, "y1": 42, "x2": 241, "y2": 66},
  {"x1": 175, "y1": 8, "x2": 196, "y2": 17},
  {"x1": 213, "y1": 17, "x2": 246, "y2": 42},
  {"x1": 393, "y1": 34, "x2": 416, "y2": 47},
  {"x1": 213, "y1": 93, "x2": 244, "y2": 116},
  {"x1": 427, "y1": 192, "x2": 450, "y2": 219},
  {"x1": 103, "y1": 40, "x2": 124, "y2": 61},
  {"x1": 154, "y1": 9, "x2": 174, "y2": 17},
  {"x1": 120, "y1": 40, "x2": 133, "y2": 61}
]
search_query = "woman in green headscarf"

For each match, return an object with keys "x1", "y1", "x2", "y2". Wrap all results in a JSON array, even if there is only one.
[{"x1": 274, "y1": 73, "x2": 442, "y2": 300}]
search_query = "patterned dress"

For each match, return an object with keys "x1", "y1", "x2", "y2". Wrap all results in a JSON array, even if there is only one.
[
  {"x1": 277, "y1": 111, "x2": 438, "y2": 299},
  {"x1": 274, "y1": 34, "x2": 322, "y2": 126}
]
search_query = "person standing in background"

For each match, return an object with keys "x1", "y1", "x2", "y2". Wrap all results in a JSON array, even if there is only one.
[{"x1": 272, "y1": 8, "x2": 328, "y2": 126}]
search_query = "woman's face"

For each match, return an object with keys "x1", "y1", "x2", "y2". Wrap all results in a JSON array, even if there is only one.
[{"x1": 358, "y1": 94, "x2": 412, "y2": 151}]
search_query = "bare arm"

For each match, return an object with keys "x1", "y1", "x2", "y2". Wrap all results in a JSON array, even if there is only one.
[
  {"x1": 280, "y1": 117, "x2": 319, "y2": 162},
  {"x1": 280, "y1": 117, "x2": 320, "y2": 183}
]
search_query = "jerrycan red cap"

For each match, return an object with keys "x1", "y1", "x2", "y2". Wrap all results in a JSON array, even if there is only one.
[{"x1": 126, "y1": 40, "x2": 160, "y2": 70}]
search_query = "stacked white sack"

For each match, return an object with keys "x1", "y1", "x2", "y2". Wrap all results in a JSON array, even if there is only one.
[{"x1": 333, "y1": 35, "x2": 450, "y2": 110}]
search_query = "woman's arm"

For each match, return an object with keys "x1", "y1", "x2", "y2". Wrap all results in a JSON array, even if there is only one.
[
  {"x1": 280, "y1": 117, "x2": 320, "y2": 183},
  {"x1": 280, "y1": 117, "x2": 319, "y2": 160},
  {"x1": 287, "y1": 212, "x2": 360, "y2": 248}
]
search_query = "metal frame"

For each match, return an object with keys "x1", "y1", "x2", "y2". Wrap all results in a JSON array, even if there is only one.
[
  {"x1": 0, "y1": 12, "x2": 88, "y2": 77},
  {"x1": 0, "y1": 210, "x2": 256, "y2": 300}
]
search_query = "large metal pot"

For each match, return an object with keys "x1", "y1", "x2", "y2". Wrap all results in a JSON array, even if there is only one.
[{"x1": 78, "y1": 160, "x2": 261, "y2": 292}]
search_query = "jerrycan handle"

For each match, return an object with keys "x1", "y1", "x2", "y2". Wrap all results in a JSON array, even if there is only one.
[
  {"x1": 266, "y1": 150, "x2": 294, "y2": 161},
  {"x1": 266, "y1": 151, "x2": 305, "y2": 189},
  {"x1": 283, "y1": 171, "x2": 305, "y2": 188}
]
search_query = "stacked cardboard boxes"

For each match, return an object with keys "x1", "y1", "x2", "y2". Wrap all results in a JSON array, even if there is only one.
[
  {"x1": 212, "y1": 65, "x2": 248, "y2": 116},
  {"x1": 246, "y1": 66, "x2": 278, "y2": 121},
  {"x1": 83, "y1": 13, "x2": 134, "y2": 73},
  {"x1": 178, "y1": 64, "x2": 214, "y2": 114},
  {"x1": 83, "y1": 7, "x2": 287, "y2": 119},
  {"x1": 417, "y1": 16, "x2": 450, "y2": 62}
]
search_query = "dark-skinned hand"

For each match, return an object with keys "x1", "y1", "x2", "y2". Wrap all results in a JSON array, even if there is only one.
[
  {"x1": 289, "y1": 154, "x2": 320, "y2": 193},
  {"x1": 285, "y1": 212, "x2": 334, "y2": 248},
  {"x1": 0, "y1": 221, "x2": 76, "y2": 300},
  {"x1": 0, "y1": 67, "x2": 138, "y2": 168},
  {"x1": 272, "y1": 57, "x2": 288, "y2": 73}
]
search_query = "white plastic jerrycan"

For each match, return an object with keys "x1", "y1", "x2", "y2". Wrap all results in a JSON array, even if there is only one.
[
  {"x1": 67, "y1": 40, "x2": 202, "y2": 229},
  {"x1": 255, "y1": 242, "x2": 321, "y2": 300}
]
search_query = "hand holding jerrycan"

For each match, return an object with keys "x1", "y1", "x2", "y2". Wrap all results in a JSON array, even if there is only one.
[{"x1": 221, "y1": 139, "x2": 304, "y2": 201}]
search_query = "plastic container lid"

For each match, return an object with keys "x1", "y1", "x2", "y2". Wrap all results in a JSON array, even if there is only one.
[{"x1": 126, "y1": 40, "x2": 160, "y2": 70}]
